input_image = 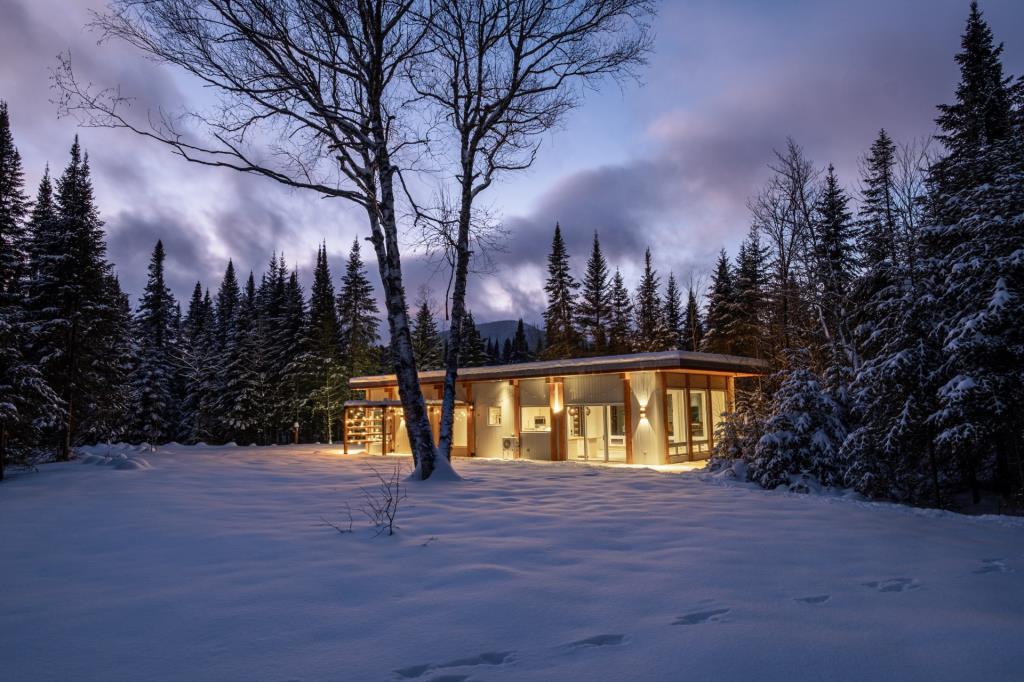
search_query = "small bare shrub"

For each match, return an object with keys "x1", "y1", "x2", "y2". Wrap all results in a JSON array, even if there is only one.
[{"x1": 360, "y1": 462, "x2": 406, "y2": 537}]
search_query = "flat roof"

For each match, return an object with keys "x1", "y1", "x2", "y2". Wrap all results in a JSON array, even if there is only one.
[{"x1": 349, "y1": 350, "x2": 770, "y2": 389}]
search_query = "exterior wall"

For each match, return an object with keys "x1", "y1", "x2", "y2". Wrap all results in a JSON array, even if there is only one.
[
  {"x1": 563, "y1": 374, "x2": 623, "y2": 405},
  {"x1": 628, "y1": 371, "x2": 666, "y2": 465},
  {"x1": 472, "y1": 380, "x2": 516, "y2": 458}
]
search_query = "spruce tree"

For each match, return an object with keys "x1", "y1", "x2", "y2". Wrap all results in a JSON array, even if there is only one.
[
  {"x1": 701, "y1": 250, "x2": 735, "y2": 355},
  {"x1": 25, "y1": 138, "x2": 125, "y2": 458},
  {"x1": 607, "y1": 268, "x2": 633, "y2": 355},
  {"x1": 130, "y1": 240, "x2": 179, "y2": 444},
  {"x1": 682, "y1": 287, "x2": 704, "y2": 352},
  {"x1": 299, "y1": 245, "x2": 345, "y2": 443},
  {"x1": 542, "y1": 223, "x2": 580, "y2": 359},
  {"x1": 662, "y1": 273, "x2": 683, "y2": 351},
  {"x1": 0, "y1": 102, "x2": 59, "y2": 471},
  {"x1": 222, "y1": 273, "x2": 270, "y2": 444},
  {"x1": 577, "y1": 232, "x2": 611, "y2": 353},
  {"x1": 410, "y1": 299, "x2": 443, "y2": 370},
  {"x1": 278, "y1": 269, "x2": 308, "y2": 437},
  {"x1": 459, "y1": 311, "x2": 487, "y2": 367},
  {"x1": 337, "y1": 239, "x2": 380, "y2": 378},
  {"x1": 178, "y1": 282, "x2": 218, "y2": 443},
  {"x1": 925, "y1": 2, "x2": 1022, "y2": 504},
  {"x1": 633, "y1": 249, "x2": 663, "y2": 352},
  {"x1": 731, "y1": 230, "x2": 770, "y2": 360},
  {"x1": 511, "y1": 318, "x2": 531, "y2": 363},
  {"x1": 857, "y1": 130, "x2": 900, "y2": 269},
  {"x1": 210, "y1": 260, "x2": 241, "y2": 440},
  {"x1": 811, "y1": 166, "x2": 856, "y2": 367},
  {"x1": 0, "y1": 102, "x2": 30, "y2": 304}
]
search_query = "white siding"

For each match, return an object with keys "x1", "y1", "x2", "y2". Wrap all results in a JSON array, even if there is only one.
[
  {"x1": 564, "y1": 374, "x2": 623, "y2": 405},
  {"x1": 472, "y1": 381, "x2": 516, "y2": 458},
  {"x1": 629, "y1": 371, "x2": 665, "y2": 465}
]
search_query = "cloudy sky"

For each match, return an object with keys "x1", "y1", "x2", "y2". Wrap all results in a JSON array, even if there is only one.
[{"x1": 2, "y1": 0, "x2": 1023, "y2": 328}]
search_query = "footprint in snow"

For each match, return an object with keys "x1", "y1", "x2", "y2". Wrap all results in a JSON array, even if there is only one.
[
  {"x1": 795, "y1": 594, "x2": 831, "y2": 605},
  {"x1": 863, "y1": 577, "x2": 920, "y2": 593},
  {"x1": 673, "y1": 608, "x2": 731, "y2": 625},
  {"x1": 974, "y1": 558, "x2": 1012, "y2": 574},
  {"x1": 565, "y1": 634, "x2": 626, "y2": 649},
  {"x1": 394, "y1": 651, "x2": 514, "y2": 679}
]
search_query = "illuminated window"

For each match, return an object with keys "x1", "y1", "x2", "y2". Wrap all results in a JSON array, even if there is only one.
[
  {"x1": 487, "y1": 406, "x2": 502, "y2": 426},
  {"x1": 520, "y1": 406, "x2": 552, "y2": 432}
]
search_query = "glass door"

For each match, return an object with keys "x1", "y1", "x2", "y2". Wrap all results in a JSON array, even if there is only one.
[{"x1": 567, "y1": 404, "x2": 625, "y2": 462}]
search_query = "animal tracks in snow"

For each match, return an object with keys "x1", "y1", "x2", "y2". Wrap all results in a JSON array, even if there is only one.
[
  {"x1": 862, "y1": 577, "x2": 921, "y2": 593},
  {"x1": 672, "y1": 608, "x2": 732, "y2": 625},
  {"x1": 394, "y1": 651, "x2": 515, "y2": 680},
  {"x1": 973, "y1": 558, "x2": 1013, "y2": 574},
  {"x1": 564, "y1": 634, "x2": 626, "y2": 649}
]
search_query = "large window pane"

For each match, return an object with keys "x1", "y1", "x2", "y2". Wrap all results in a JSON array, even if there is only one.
[{"x1": 520, "y1": 406, "x2": 552, "y2": 432}]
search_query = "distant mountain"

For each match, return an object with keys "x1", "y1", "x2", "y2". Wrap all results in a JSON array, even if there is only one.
[{"x1": 474, "y1": 320, "x2": 543, "y2": 348}]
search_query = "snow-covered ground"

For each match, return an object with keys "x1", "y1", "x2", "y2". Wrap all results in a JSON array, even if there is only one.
[{"x1": 2, "y1": 444, "x2": 1023, "y2": 681}]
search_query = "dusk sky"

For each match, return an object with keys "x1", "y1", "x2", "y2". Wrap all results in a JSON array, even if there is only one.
[{"x1": 3, "y1": 0, "x2": 1023, "y2": 328}]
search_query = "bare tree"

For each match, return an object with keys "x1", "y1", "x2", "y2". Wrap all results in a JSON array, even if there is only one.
[
  {"x1": 749, "y1": 138, "x2": 821, "y2": 358},
  {"x1": 412, "y1": 0, "x2": 654, "y2": 463},
  {"x1": 53, "y1": 0, "x2": 445, "y2": 475}
]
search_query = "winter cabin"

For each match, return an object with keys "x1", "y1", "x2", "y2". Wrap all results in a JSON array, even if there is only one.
[{"x1": 343, "y1": 350, "x2": 769, "y2": 465}]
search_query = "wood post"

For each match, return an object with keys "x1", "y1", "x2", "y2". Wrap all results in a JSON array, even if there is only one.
[
  {"x1": 512, "y1": 380, "x2": 521, "y2": 458},
  {"x1": 622, "y1": 373, "x2": 633, "y2": 465},
  {"x1": 660, "y1": 371, "x2": 670, "y2": 465}
]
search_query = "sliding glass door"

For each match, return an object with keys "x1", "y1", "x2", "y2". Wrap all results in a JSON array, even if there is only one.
[{"x1": 567, "y1": 404, "x2": 627, "y2": 463}]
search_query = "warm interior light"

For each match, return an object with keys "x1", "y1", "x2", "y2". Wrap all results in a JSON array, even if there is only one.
[{"x1": 639, "y1": 406, "x2": 647, "y2": 420}]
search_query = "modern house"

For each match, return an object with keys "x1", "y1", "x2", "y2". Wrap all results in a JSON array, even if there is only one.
[{"x1": 343, "y1": 350, "x2": 769, "y2": 466}]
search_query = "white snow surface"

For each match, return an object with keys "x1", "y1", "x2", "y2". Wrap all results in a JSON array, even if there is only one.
[{"x1": 2, "y1": 444, "x2": 1023, "y2": 681}]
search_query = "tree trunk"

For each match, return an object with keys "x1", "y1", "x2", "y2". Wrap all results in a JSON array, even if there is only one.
[
  {"x1": 363, "y1": 149, "x2": 436, "y2": 478},
  {"x1": 437, "y1": 183, "x2": 474, "y2": 463}
]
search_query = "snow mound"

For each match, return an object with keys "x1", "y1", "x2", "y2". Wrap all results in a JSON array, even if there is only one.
[{"x1": 114, "y1": 458, "x2": 151, "y2": 471}]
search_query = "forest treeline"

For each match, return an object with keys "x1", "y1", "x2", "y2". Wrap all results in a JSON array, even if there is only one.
[
  {"x1": 1, "y1": 4, "x2": 1021, "y2": 512},
  {"x1": 534, "y1": 4, "x2": 1024, "y2": 512}
]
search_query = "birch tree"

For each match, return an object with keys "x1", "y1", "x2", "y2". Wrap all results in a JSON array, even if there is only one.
[
  {"x1": 412, "y1": 0, "x2": 653, "y2": 464},
  {"x1": 55, "y1": 0, "x2": 444, "y2": 474}
]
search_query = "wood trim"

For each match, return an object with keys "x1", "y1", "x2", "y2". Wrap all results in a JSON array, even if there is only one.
[
  {"x1": 727, "y1": 376, "x2": 736, "y2": 413},
  {"x1": 547, "y1": 379, "x2": 566, "y2": 461},
  {"x1": 622, "y1": 373, "x2": 633, "y2": 465},
  {"x1": 343, "y1": 405, "x2": 349, "y2": 454},
  {"x1": 683, "y1": 374, "x2": 694, "y2": 463},
  {"x1": 465, "y1": 383, "x2": 475, "y2": 457},
  {"x1": 659, "y1": 371, "x2": 670, "y2": 465},
  {"x1": 512, "y1": 380, "x2": 521, "y2": 459}
]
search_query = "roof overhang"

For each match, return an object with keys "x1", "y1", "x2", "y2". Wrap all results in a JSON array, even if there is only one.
[{"x1": 349, "y1": 350, "x2": 770, "y2": 389}]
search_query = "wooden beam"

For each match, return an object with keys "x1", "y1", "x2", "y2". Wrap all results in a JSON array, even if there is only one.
[
  {"x1": 660, "y1": 371, "x2": 670, "y2": 465},
  {"x1": 465, "y1": 383, "x2": 475, "y2": 457},
  {"x1": 622, "y1": 373, "x2": 633, "y2": 465},
  {"x1": 512, "y1": 380, "x2": 521, "y2": 459},
  {"x1": 683, "y1": 374, "x2": 694, "y2": 463}
]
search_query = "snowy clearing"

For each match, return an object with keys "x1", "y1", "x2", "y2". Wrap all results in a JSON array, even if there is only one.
[{"x1": 2, "y1": 444, "x2": 1023, "y2": 681}]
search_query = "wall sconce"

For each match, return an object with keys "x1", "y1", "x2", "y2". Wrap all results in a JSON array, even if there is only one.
[{"x1": 639, "y1": 405, "x2": 647, "y2": 420}]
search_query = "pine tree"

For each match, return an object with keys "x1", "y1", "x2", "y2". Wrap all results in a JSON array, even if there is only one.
[
  {"x1": 577, "y1": 232, "x2": 611, "y2": 353},
  {"x1": 751, "y1": 364, "x2": 847, "y2": 490},
  {"x1": 210, "y1": 260, "x2": 240, "y2": 441},
  {"x1": 542, "y1": 223, "x2": 580, "y2": 359},
  {"x1": 0, "y1": 102, "x2": 59, "y2": 472},
  {"x1": 857, "y1": 130, "x2": 900, "y2": 269},
  {"x1": 0, "y1": 101, "x2": 30, "y2": 305},
  {"x1": 410, "y1": 298, "x2": 443, "y2": 370},
  {"x1": 682, "y1": 287, "x2": 703, "y2": 352},
  {"x1": 459, "y1": 311, "x2": 488, "y2": 367},
  {"x1": 299, "y1": 245, "x2": 345, "y2": 443},
  {"x1": 633, "y1": 248, "x2": 663, "y2": 352},
  {"x1": 25, "y1": 138, "x2": 126, "y2": 458},
  {"x1": 811, "y1": 166, "x2": 857, "y2": 370},
  {"x1": 607, "y1": 269, "x2": 633, "y2": 355},
  {"x1": 130, "y1": 240, "x2": 179, "y2": 444},
  {"x1": 278, "y1": 268, "x2": 308, "y2": 437},
  {"x1": 701, "y1": 250, "x2": 735, "y2": 355},
  {"x1": 337, "y1": 239, "x2": 380, "y2": 378},
  {"x1": 925, "y1": 2, "x2": 1022, "y2": 505},
  {"x1": 511, "y1": 318, "x2": 531, "y2": 363},
  {"x1": 222, "y1": 273, "x2": 270, "y2": 444},
  {"x1": 731, "y1": 230, "x2": 770, "y2": 360},
  {"x1": 662, "y1": 273, "x2": 683, "y2": 350},
  {"x1": 178, "y1": 282, "x2": 218, "y2": 443}
]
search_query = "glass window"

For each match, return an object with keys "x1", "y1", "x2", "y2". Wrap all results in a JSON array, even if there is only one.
[
  {"x1": 520, "y1": 406, "x2": 552, "y2": 432},
  {"x1": 568, "y1": 405, "x2": 584, "y2": 437},
  {"x1": 689, "y1": 390, "x2": 707, "y2": 440},
  {"x1": 487, "y1": 406, "x2": 502, "y2": 426},
  {"x1": 454, "y1": 407, "x2": 469, "y2": 447},
  {"x1": 609, "y1": 405, "x2": 625, "y2": 437}
]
